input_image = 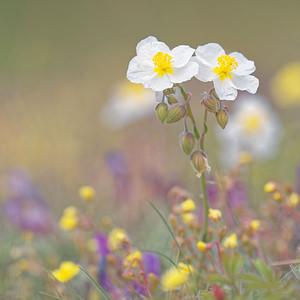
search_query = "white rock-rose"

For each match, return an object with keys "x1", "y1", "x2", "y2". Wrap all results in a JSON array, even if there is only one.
[
  {"x1": 193, "y1": 43, "x2": 259, "y2": 100},
  {"x1": 127, "y1": 36, "x2": 198, "y2": 91}
]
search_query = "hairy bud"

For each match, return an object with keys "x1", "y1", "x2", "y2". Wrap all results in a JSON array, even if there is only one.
[
  {"x1": 179, "y1": 132, "x2": 195, "y2": 155},
  {"x1": 216, "y1": 108, "x2": 228, "y2": 129},
  {"x1": 166, "y1": 105, "x2": 186, "y2": 124},
  {"x1": 190, "y1": 150, "x2": 210, "y2": 177},
  {"x1": 167, "y1": 95, "x2": 178, "y2": 105},
  {"x1": 201, "y1": 92, "x2": 217, "y2": 113},
  {"x1": 156, "y1": 103, "x2": 168, "y2": 123}
]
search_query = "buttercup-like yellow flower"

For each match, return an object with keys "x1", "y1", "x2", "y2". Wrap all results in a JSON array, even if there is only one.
[
  {"x1": 51, "y1": 261, "x2": 80, "y2": 283},
  {"x1": 108, "y1": 228, "x2": 129, "y2": 251},
  {"x1": 59, "y1": 206, "x2": 78, "y2": 231},
  {"x1": 208, "y1": 208, "x2": 222, "y2": 222},
  {"x1": 79, "y1": 186, "x2": 95, "y2": 201},
  {"x1": 182, "y1": 213, "x2": 195, "y2": 225},
  {"x1": 287, "y1": 193, "x2": 299, "y2": 208},
  {"x1": 197, "y1": 241, "x2": 207, "y2": 253},
  {"x1": 181, "y1": 198, "x2": 196, "y2": 213},
  {"x1": 161, "y1": 262, "x2": 193, "y2": 291},
  {"x1": 123, "y1": 250, "x2": 142, "y2": 268},
  {"x1": 264, "y1": 182, "x2": 277, "y2": 193},
  {"x1": 250, "y1": 220, "x2": 260, "y2": 232},
  {"x1": 223, "y1": 233, "x2": 238, "y2": 249}
]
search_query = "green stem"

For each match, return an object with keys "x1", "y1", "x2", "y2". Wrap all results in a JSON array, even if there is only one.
[{"x1": 200, "y1": 110, "x2": 209, "y2": 242}]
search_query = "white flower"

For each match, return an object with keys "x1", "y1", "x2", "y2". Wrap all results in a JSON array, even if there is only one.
[
  {"x1": 193, "y1": 43, "x2": 259, "y2": 100},
  {"x1": 127, "y1": 36, "x2": 198, "y2": 92},
  {"x1": 216, "y1": 94, "x2": 282, "y2": 166},
  {"x1": 100, "y1": 79, "x2": 156, "y2": 129}
]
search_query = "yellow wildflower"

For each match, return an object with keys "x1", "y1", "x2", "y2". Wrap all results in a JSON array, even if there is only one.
[
  {"x1": 161, "y1": 262, "x2": 193, "y2": 291},
  {"x1": 250, "y1": 220, "x2": 260, "y2": 232},
  {"x1": 181, "y1": 199, "x2": 196, "y2": 213},
  {"x1": 271, "y1": 62, "x2": 300, "y2": 107},
  {"x1": 273, "y1": 192, "x2": 282, "y2": 202},
  {"x1": 123, "y1": 250, "x2": 142, "y2": 268},
  {"x1": 208, "y1": 208, "x2": 222, "y2": 222},
  {"x1": 79, "y1": 186, "x2": 95, "y2": 201},
  {"x1": 108, "y1": 228, "x2": 129, "y2": 251},
  {"x1": 182, "y1": 213, "x2": 195, "y2": 225},
  {"x1": 287, "y1": 192, "x2": 299, "y2": 208},
  {"x1": 223, "y1": 233, "x2": 237, "y2": 249},
  {"x1": 264, "y1": 182, "x2": 277, "y2": 193},
  {"x1": 59, "y1": 206, "x2": 78, "y2": 231},
  {"x1": 51, "y1": 261, "x2": 80, "y2": 283},
  {"x1": 197, "y1": 241, "x2": 207, "y2": 253}
]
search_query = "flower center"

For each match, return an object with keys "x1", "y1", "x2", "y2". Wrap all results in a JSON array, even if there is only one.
[
  {"x1": 243, "y1": 115, "x2": 262, "y2": 133},
  {"x1": 153, "y1": 52, "x2": 174, "y2": 77},
  {"x1": 214, "y1": 55, "x2": 238, "y2": 81}
]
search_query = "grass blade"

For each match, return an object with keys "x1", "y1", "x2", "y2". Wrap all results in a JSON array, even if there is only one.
[{"x1": 79, "y1": 266, "x2": 111, "y2": 300}]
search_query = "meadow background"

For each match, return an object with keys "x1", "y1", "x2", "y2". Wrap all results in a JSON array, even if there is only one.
[{"x1": 1, "y1": 0, "x2": 300, "y2": 298}]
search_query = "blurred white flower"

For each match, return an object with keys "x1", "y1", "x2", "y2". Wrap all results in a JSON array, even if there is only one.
[
  {"x1": 216, "y1": 94, "x2": 282, "y2": 166},
  {"x1": 127, "y1": 36, "x2": 198, "y2": 91},
  {"x1": 100, "y1": 80, "x2": 156, "y2": 129},
  {"x1": 193, "y1": 43, "x2": 259, "y2": 100}
]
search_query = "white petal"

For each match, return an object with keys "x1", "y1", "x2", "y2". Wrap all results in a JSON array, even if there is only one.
[
  {"x1": 137, "y1": 39, "x2": 170, "y2": 63},
  {"x1": 145, "y1": 74, "x2": 173, "y2": 91},
  {"x1": 169, "y1": 62, "x2": 198, "y2": 83},
  {"x1": 191, "y1": 56, "x2": 218, "y2": 82},
  {"x1": 230, "y1": 52, "x2": 256, "y2": 76},
  {"x1": 195, "y1": 43, "x2": 225, "y2": 65},
  {"x1": 127, "y1": 57, "x2": 154, "y2": 84},
  {"x1": 231, "y1": 75, "x2": 259, "y2": 94},
  {"x1": 171, "y1": 45, "x2": 195, "y2": 68},
  {"x1": 136, "y1": 36, "x2": 158, "y2": 54},
  {"x1": 214, "y1": 77, "x2": 238, "y2": 101}
]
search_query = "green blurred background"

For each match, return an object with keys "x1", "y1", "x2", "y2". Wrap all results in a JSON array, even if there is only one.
[{"x1": 0, "y1": 0, "x2": 300, "y2": 222}]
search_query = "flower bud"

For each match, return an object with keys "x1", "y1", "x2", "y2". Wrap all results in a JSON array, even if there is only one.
[
  {"x1": 216, "y1": 108, "x2": 228, "y2": 129},
  {"x1": 167, "y1": 95, "x2": 178, "y2": 105},
  {"x1": 201, "y1": 93, "x2": 217, "y2": 113},
  {"x1": 166, "y1": 105, "x2": 186, "y2": 124},
  {"x1": 164, "y1": 88, "x2": 175, "y2": 96},
  {"x1": 156, "y1": 103, "x2": 168, "y2": 123},
  {"x1": 190, "y1": 150, "x2": 210, "y2": 177},
  {"x1": 179, "y1": 132, "x2": 195, "y2": 155}
]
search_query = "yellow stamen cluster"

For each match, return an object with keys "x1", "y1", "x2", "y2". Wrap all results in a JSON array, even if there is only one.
[
  {"x1": 108, "y1": 228, "x2": 129, "y2": 251},
  {"x1": 239, "y1": 151, "x2": 252, "y2": 164},
  {"x1": 243, "y1": 115, "x2": 262, "y2": 134},
  {"x1": 153, "y1": 52, "x2": 174, "y2": 77},
  {"x1": 79, "y1": 185, "x2": 95, "y2": 201},
  {"x1": 214, "y1": 55, "x2": 238, "y2": 81},
  {"x1": 51, "y1": 261, "x2": 80, "y2": 283},
  {"x1": 208, "y1": 208, "x2": 222, "y2": 222},
  {"x1": 223, "y1": 233, "x2": 238, "y2": 249},
  {"x1": 59, "y1": 206, "x2": 78, "y2": 231}
]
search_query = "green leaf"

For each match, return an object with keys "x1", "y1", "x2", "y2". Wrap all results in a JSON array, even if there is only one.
[{"x1": 254, "y1": 259, "x2": 274, "y2": 281}]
